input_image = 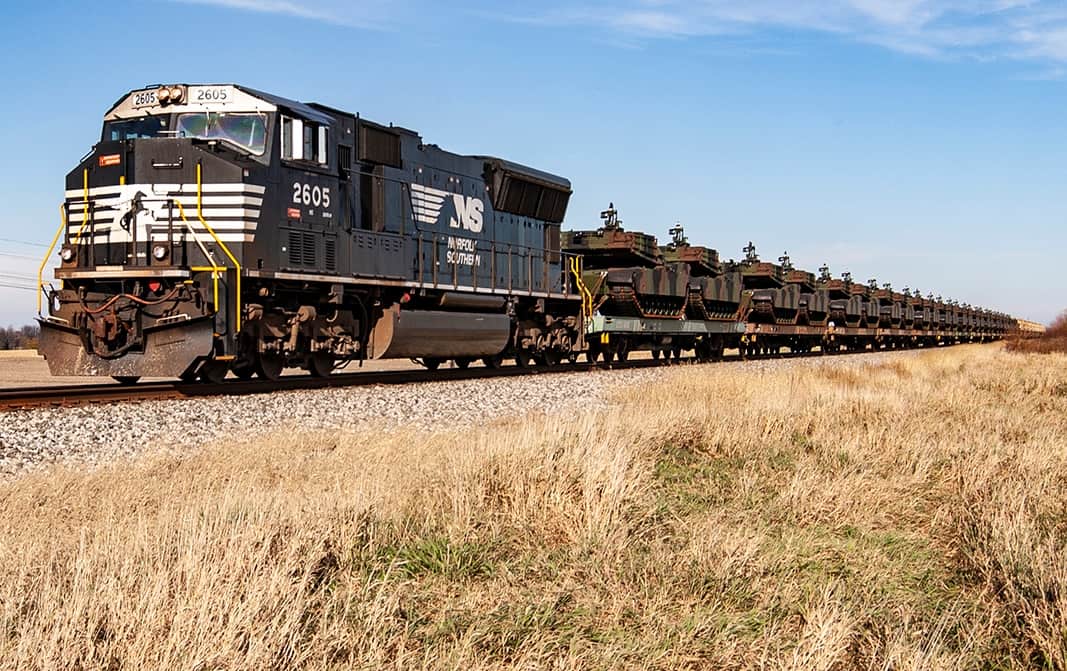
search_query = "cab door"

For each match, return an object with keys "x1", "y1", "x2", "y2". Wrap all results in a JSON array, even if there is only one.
[{"x1": 278, "y1": 114, "x2": 340, "y2": 275}]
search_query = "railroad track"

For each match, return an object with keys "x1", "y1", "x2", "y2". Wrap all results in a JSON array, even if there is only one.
[
  {"x1": 0, "y1": 346, "x2": 921, "y2": 412},
  {"x1": 0, "y1": 359, "x2": 670, "y2": 411}
]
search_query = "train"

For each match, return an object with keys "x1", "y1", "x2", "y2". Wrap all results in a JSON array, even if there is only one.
[{"x1": 34, "y1": 83, "x2": 1020, "y2": 383}]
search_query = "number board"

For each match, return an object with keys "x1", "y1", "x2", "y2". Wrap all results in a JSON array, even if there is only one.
[
  {"x1": 130, "y1": 89, "x2": 158, "y2": 108},
  {"x1": 189, "y1": 86, "x2": 233, "y2": 104}
]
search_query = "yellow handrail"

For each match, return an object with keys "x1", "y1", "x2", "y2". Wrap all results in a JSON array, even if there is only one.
[
  {"x1": 174, "y1": 200, "x2": 226, "y2": 322},
  {"x1": 37, "y1": 205, "x2": 67, "y2": 315},
  {"x1": 71, "y1": 169, "x2": 91, "y2": 246},
  {"x1": 194, "y1": 162, "x2": 242, "y2": 332},
  {"x1": 569, "y1": 256, "x2": 593, "y2": 319}
]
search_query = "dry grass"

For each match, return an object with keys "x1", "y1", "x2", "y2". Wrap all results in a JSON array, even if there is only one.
[
  {"x1": 1008, "y1": 310, "x2": 1067, "y2": 353},
  {"x1": 2, "y1": 344, "x2": 1067, "y2": 669}
]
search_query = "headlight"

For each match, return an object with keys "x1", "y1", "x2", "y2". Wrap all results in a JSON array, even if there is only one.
[
  {"x1": 152, "y1": 244, "x2": 169, "y2": 261},
  {"x1": 169, "y1": 86, "x2": 184, "y2": 103},
  {"x1": 157, "y1": 87, "x2": 171, "y2": 104},
  {"x1": 60, "y1": 247, "x2": 74, "y2": 263}
]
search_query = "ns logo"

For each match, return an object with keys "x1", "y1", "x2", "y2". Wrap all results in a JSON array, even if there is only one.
[
  {"x1": 410, "y1": 183, "x2": 485, "y2": 233},
  {"x1": 449, "y1": 194, "x2": 484, "y2": 233}
]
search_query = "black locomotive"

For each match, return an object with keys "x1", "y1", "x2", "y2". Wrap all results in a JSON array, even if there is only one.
[{"x1": 37, "y1": 84, "x2": 583, "y2": 382}]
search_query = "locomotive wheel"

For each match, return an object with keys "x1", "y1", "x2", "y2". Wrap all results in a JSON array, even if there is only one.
[
  {"x1": 651, "y1": 349, "x2": 661, "y2": 361},
  {"x1": 454, "y1": 358, "x2": 472, "y2": 369},
  {"x1": 256, "y1": 354, "x2": 285, "y2": 381},
  {"x1": 112, "y1": 376, "x2": 140, "y2": 385},
  {"x1": 616, "y1": 347, "x2": 629, "y2": 362},
  {"x1": 232, "y1": 364, "x2": 255, "y2": 380},
  {"x1": 422, "y1": 358, "x2": 443, "y2": 371},
  {"x1": 309, "y1": 352, "x2": 335, "y2": 378},
  {"x1": 199, "y1": 361, "x2": 229, "y2": 384},
  {"x1": 538, "y1": 351, "x2": 561, "y2": 367}
]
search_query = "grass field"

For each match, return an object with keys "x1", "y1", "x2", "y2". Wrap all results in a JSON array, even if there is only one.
[{"x1": 1, "y1": 344, "x2": 1065, "y2": 669}]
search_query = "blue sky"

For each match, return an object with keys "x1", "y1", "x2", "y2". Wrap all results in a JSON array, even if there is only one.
[{"x1": 0, "y1": 0, "x2": 1064, "y2": 325}]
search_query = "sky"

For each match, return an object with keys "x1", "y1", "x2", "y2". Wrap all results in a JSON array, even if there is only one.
[{"x1": 0, "y1": 0, "x2": 1064, "y2": 325}]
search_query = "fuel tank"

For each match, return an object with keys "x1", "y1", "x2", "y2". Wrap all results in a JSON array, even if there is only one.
[{"x1": 367, "y1": 305, "x2": 510, "y2": 359}]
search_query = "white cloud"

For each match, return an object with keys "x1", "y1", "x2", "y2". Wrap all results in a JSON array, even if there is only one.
[
  {"x1": 518, "y1": 0, "x2": 1067, "y2": 64},
  {"x1": 168, "y1": 0, "x2": 1067, "y2": 64},
  {"x1": 171, "y1": 0, "x2": 392, "y2": 28}
]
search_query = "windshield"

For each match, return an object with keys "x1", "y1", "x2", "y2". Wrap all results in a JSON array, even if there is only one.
[
  {"x1": 176, "y1": 112, "x2": 268, "y2": 155},
  {"x1": 106, "y1": 116, "x2": 169, "y2": 140},
  {"x1": 101, "y1": 112, "x2": 269, "y2": 155}
]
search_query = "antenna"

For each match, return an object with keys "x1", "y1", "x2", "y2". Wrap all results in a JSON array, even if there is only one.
[
  {"x1": 669, "y1": 222, "x2": 687, "y2": 246},
  {"x1": 600, "y1": 203, "x2": 621, "y2": 231}
]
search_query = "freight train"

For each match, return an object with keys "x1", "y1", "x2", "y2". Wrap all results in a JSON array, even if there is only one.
[{"x1": 35, "y1": 84, "x2": 1018, "y2": 382}]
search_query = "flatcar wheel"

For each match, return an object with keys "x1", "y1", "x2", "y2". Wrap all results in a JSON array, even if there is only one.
[
  {"x1": 256, "y1": 354, "x2": 285, "y2": 381},
  {"x1": 309, "y1": 352, "x2": 335, "y2": 378},
  {"x1": 454, "y1": 358, "x2": 472, "y2": 369},
  {"x1": 515, "y1": 352, "x2": 533, "y2": 368},
  {"x1": 651, "y1": 349, "x2": 661, "y2": 361},
  {"x1": 422, "y1": 358, "x2": 443, "y2": 371},
  {"x1": 482, "y1": 355, "x2": 503, "y2": 369},
  {"x1": 112, "y1": 376, "x2": 140, "y2": 385}
]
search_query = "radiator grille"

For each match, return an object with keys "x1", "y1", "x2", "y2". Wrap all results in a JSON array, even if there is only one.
[
  {"x1": 324, "y1": 237, "x2": 336, "y2": 272},
  {"x1": 287, "y1": 231, "x2": 317, "y2": 267}
]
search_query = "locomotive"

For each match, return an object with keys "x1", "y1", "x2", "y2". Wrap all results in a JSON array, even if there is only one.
[
  {"x1": 37, "y1": 84, "x2": 583, "y2": 382},
  {"x1": 35, "y1": 83, "x2": 1017, "y2": 382}
]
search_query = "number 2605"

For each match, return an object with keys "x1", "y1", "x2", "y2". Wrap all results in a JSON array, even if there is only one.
[{"x1": 292, "y1": 182, "x2": 330, "y2": 208}]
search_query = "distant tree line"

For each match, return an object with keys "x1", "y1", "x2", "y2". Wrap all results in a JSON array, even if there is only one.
[{"x1": 0, "y1": 325, "x2": 40, "y2": 350}]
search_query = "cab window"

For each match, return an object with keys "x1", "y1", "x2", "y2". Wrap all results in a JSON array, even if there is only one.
[
  {"x1": 281, "y1": 115, "x2": 328, "y2": 165},
  {"x1": 104, "y1": 116, "x2": 169, "y2": 140},
  {"x1": 175, "y1": 112, "x2": 268, "y2": 155}
]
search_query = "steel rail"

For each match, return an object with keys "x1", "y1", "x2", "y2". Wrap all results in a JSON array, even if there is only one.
[
  {"x1": 0, "y1": 359, "x2": 664, "y2": 411},
  {"x1": 0, "y1": 345, "x2": 948, "y2": 412}
]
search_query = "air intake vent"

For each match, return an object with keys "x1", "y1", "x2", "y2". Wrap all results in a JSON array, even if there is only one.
[
  {"x1": 358, "y1": 123, "x2": 402, "y2": 168},
  {"x1": 324, "y1": 237, "x2": 336, "y2": 272},
  {"x1": 287, "y1": 231, "x2": 318, "y2": 267},
  {"x1": 288, "y1": 230, "x2": 303, "y2": 266},
  {"x1": 301, "y1": 232, "x2": 316, "y2": 266},
  {"x1": 338, "y1": 144, "x2": 353, "y2": 177}
]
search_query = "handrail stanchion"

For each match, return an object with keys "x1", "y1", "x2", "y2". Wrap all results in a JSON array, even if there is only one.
[{"x1": 37, "y1": 205, "x2": 67, "y2": 315}]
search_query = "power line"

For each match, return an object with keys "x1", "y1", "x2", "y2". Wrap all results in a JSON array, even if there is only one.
[
  {"x1": 0, "y1": 237, "x2": 49, "y2": 248},
  {"x1": 0, "y1": 251, "x2": 45, "y2": 261},
  {"x1": 0, "y1": 273, "x2": 40, "y2": 283}
]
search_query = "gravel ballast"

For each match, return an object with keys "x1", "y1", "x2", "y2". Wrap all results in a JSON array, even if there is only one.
[{"x1": 0, "y1": 351, "x2": 922, "y2": 477}]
